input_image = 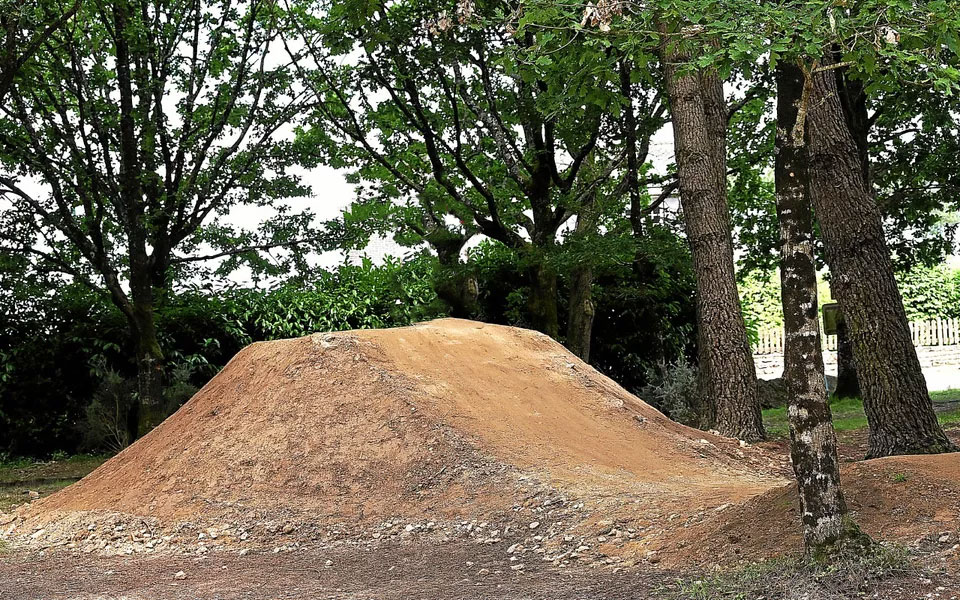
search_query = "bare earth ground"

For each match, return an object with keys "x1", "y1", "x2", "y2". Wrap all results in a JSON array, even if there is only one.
[
  {"x1": 1, "y1": 542, "x2": 670, "y2": 600},
  {"x1": 2, "y1": 320, "x2": 959, "y2": 599},
  {"x1": 2, "y1": 540, "x2": 960, "y2": 600}
]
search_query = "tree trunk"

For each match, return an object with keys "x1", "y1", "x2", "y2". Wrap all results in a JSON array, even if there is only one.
[
  {"x1": 833, "y1": 314, "x2": 860, "y2": 398},
  {"x1": 567, "y1": 194, "x2": 599, "y2": 362},
  {"x1": 129, "y1": 292, "x2": 164, "y2": 442},
  {"x1": 435, "y1": 272, "x2": 479, "y2": 318},
  {"x1": 566, "y1": 264, "x2": 594, "y2": 362},
  {"x1": 775, "y1": 61, "x2": 862, "y2": 555},
  {"x1": 831, "y1": 71, "x2": 869, "y2": 397},
  {"x1": 661, "y1": 42, "x2": 764, "y2": 441},
  {"x1": 526, "y1": 259, "x2": 559, "y2": 339},
  {"x1": 805, "y1": 56, "x2": 955, "y2": 457},
  {"x1": 430, "y1": 232, "x2": 478, "y2": 318}
]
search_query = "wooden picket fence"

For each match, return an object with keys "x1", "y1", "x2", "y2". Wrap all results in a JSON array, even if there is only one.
[{"x1": 753, "y1": 317, "x2": 960, "y2": 355}]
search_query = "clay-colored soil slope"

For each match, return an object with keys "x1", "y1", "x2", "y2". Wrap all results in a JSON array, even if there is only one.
[
  {"x1": 10, "y1": 319, "x2": 955, "y2": 566},
  {"x1": 664, "y1": 452, "x2": 960, "y2": 565},
  {"x1": 16, "y1": 319, "x2": 781, "y2": 527}
]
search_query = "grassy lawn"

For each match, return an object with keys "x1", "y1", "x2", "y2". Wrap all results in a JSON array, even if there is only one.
[
  {"x1": 763, "y1": 389, "x2": 960, "y2": 437},
  {"x1": 0, "y1": 454, "x2": 108, "y2": 512}
]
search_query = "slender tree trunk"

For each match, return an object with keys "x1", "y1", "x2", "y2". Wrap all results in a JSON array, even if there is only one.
[
  {"x1": 776, "y1": 61, "x2": 862, "y2": 555},
  {"x1": 566, "y1": 265, "x2": 594, "y2": 361},
  {"x1": 661, "y1": 41, "x2": 764, "y2": 441},
  {"x1": 619, "y1": 59, "x2": 643, "y2": 240},
  {"x1": 567, "y1": 193, "x2": 598, "y2": 362},
  {"x1": 805, "y1": 56, "x2": 955, "y2": 457}
]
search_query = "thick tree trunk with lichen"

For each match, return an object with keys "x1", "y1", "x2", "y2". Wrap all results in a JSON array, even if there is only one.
[
  {"x1": 428, "y1": 230, "x2": 478, "y2": 318},
  {"x1": 661, "y1": 42, "x2": 764, "y2": 441},
  {"x1": 126, "y1": 238, "x2": 166, "y2": 442},
  {"x1": 806, "y1": 57, "x2": 956, "y2": 458},
  {"x1": 566, "y1": 264, "x2": 594, "y2": 361},
  {"x1": 776, "y1": 62, "x2": 860, "y2": 554},
  {"x1": 126, "y1": 283, "x2": 165, "y2": 443}
]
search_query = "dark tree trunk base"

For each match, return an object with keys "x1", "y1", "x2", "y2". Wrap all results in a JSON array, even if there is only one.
[
  {"x1": 566, "y1": 264, "x2": 595, "y2": 362},
  {"x1": 526, "y1": 261, "x2": 560, "y2": 339},
  {"x1": 833, "y1": 317, "x2": 860, "y2": 398},
  {"x1": 809, "y1": 516, "x2": 872, "y2": 564}
]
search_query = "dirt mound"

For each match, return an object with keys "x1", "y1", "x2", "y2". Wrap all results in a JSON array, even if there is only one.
[
  {"x1": 3, "y1": 319, "x2": 785, "y2": 559},
  {"x1": 4, "y1": 318, "x2": 957, "y2": 569},
  {"x1": 662, "y1": 452, "x2": 960, "y2": 566}
]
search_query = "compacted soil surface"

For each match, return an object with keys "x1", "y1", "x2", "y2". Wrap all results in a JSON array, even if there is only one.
[
  {"x1": 0, "y1": 542, "x2": 669, "y2": 600},
  {"x1": 2, "y1": 541, "x2": 959, "y2": 600}
]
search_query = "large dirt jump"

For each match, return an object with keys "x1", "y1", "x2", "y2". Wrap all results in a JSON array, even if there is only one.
[{"x1": 3, "y1": 319, "x2": 958, "y2": 567}]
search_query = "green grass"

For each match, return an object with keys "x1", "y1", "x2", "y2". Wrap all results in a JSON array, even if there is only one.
[
  {"x1": 931, "y1": 388, "x2": 960, "y2": 403},
  {"x1": 0, "y1": 454, "x2": 108, "y2": 512},
  {"x1": 668, "y1": 545, "x2": 916, "y2": 600},
  {"x1": 763, "y1": 389, "x2": 960, "y2": 437}
]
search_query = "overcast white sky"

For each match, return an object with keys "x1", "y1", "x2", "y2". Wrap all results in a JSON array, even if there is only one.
[{"x1": 221, "y1": 124, "x2": 681, "y2": 280}]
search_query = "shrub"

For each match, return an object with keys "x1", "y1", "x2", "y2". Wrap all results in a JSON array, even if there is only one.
[
  {"x1": 81, "y1": 367, "x2": 135, "y2": 453},
  {"x1": 895, "y1": 265, "x2": 960, "y2": 320},
  {"x1": 639, "y1": 361, "x2": 703, "y2": 426}
]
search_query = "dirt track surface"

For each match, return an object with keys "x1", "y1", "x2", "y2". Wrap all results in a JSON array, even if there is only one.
[
  {"x1": 0, "y1": 543, "x2": 668, "y2": 600},
  {"x1": 4, "y1": 543, "x2": 960, "y2": 600}
]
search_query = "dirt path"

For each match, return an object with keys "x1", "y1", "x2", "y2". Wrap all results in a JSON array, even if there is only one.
[
  {"x1": 4, "y1": 542, "x2": 960, "y2": 600},
  {"x1": 0, "y1": 543, "x2": 669, "y2": 600}
]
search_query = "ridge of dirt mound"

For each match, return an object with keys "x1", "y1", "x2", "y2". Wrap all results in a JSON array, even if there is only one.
[{"x1": 3, "y1": 319, "x2": 786, "y2": 561}]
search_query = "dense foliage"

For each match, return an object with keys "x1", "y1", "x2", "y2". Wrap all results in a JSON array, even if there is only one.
[
  {"x1": 0, "y1": 257, "x2": 444, "y2": 457},
  {"x1": 1, "y1": 237, "x2": 697, "y2": 457},
  {"x1": 741, "y1": 264, "x2": 960, "y2": 329}
]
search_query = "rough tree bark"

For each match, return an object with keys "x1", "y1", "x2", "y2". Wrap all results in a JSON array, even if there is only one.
[
  {"x1": 661, "y1": 39, "x2": 764, "y2": 441},
  {"x1": 427, "y1": 230, "x2": 478, "y2": 318},
  {"x1": 130, "y1": 294, "x2": 164, "y2": 442},
  {"x1": 805, "y1": 56, "x2": 956, "y2": 457},
  {"x1": 775, "y1": 61, "x2": 863, "y2": 555},
  {"x1": 831, "y1": 71, "x2": 869, "y2": 398},
  {"x1": 566, "y1": 191, "x2": 598, "y2": 362},
  {"x1": 526, "y1": 259, "x2": 560, "y2": 339}
]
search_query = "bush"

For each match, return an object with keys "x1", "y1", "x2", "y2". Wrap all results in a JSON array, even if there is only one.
[
  {"x1": 1, "y1": 240, "x2": 698, "y2": 457},
  {"x1": 0, "y1": 257, "x2": 447, "y2": 458},
  {"x1": 739, "y1": 263, "x2": 960, "y2": 330},
  {"x1": 639, "y1": 361, "x2": 703, "y2": 426},
  {"x1": 895, "y1": 265, "x2": 960, "y2": 320},
  {"x1": 586, "y1": 229, "x2": 698, "y2": 395},
  {"x1": 81, "y1": 367, "x2": 135, "y2": 453}
]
